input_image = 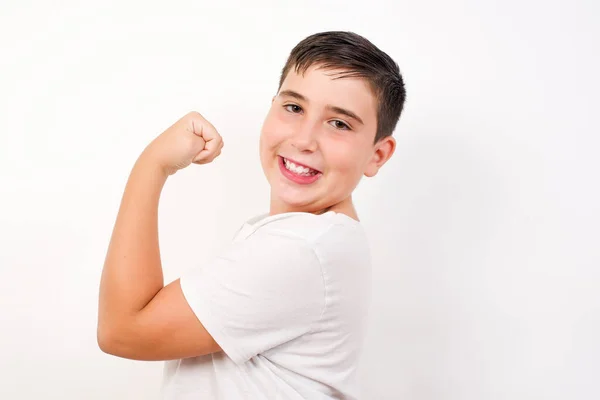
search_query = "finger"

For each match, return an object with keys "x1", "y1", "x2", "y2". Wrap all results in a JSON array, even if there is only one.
[
  {"x1": 191, "y1": 134, "x2": 217, "y2": 162},
  {"x1": 194, "y1": 147, "x2": 222, "y2": 165},
  {"x1": 187, "y1": 112, "x2": 219, "y2": 141},
  {"x1": 187, "y1": 112, "x2": 205, "y2": 137},
  {"x1": 197, "y1": 118, "x2": 220, "y2": 143},
  {"x1": 203, "y1": 134, "x2": 221, "y2": 155},
  {"x1": 207, "y1": 148, "x2": 222, "y2": 161},
  {"x1": 192, "y1": 144, "x2": 218, "y2": 163}
]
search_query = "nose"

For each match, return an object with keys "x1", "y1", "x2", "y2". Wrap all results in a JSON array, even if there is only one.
[{"x1": 291, "y1": 119, "x2": 319, "y2": 153}]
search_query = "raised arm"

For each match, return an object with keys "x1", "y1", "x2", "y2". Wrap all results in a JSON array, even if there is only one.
[{"x1": 97, "y1": 112, "x2": 224, "y2": 360}]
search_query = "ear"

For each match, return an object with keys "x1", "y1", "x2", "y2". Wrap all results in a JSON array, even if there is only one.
[{"x1": 364, "y1": 136, "x2": 396, "y2": 177}]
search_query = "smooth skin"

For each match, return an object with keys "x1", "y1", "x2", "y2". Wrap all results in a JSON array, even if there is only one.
[
  {"x1": 261, "y1": 65, "x2": 396, "y2": 219},
  {"x1": 97, "y1": 112, "x2": 224, "y2": 360},
  {"x1": 97, "y1": 65, "x2": 395, "y2": 361}
]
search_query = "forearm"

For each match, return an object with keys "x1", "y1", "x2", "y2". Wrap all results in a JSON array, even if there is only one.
[{"x1": 98, "y1": 151, "x2": 168, "y2": 332}]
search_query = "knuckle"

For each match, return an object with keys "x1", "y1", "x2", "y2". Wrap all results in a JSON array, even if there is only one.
[{"x1": 186, "y1": 111, "x2": 205, "y2": 123}]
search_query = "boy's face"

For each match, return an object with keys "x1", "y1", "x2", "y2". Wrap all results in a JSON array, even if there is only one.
[{"x1": 259, "y1": 64, "x2": 395, "y2": 214}]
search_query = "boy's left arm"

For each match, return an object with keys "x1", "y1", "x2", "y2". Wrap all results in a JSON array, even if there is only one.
[{"x1": 97, "y1": 111, "x2": 224, "y2": 361}]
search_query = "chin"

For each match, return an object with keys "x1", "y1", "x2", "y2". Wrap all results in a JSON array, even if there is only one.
[
  {"x1": 274, "y1": 191, "x2": 315, "y2": 209},
  {"x1": 268, "y1": 162, "x2": 329, "y2": 208}
]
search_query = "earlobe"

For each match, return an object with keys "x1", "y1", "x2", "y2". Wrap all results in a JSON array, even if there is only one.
[
  {"x1": 363, "y1": 153, "x2": 381, "y2": 178},
  {"x1": 364, "y1": 136, "x2": 396, "y2": 178},
  {"x1": 364, "y1": 152, "x2": 383, "y2": 177},
  {"x1": 364, "y1": 165, "x2": 378, "y2": 178}
]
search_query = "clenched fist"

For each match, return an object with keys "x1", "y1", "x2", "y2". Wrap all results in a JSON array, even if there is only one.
[{"x1": 142, "y1": 111, "x2": 224, "y2": 176}]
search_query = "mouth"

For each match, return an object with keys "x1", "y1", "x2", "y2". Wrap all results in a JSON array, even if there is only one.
[
  {"x1": 281, "y1": 156, "x2": 321, "y2": 175},
  {"x1": 278, "y1": 156, "x2": 323, "y2": 184}
]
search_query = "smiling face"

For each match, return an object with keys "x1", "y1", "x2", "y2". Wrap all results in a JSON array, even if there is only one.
[{"x1": 259, "y1": 64, "x2": 395, "y2": 216}]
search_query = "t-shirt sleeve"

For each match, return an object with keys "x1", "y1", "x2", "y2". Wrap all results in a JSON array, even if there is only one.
[{"x1": 179, "y1": 229, "x2": 326, "y2": 365}]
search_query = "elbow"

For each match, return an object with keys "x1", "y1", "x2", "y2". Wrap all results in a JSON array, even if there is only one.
[
  {"x1": 97, "y1": 320, "x2": 131, "y2": 357},
  {"x1": 97, "y1": 319, "x2": 147, "y2": 360},
  {"x1": 97, "y1": 324, "x2": 119, "y2": 355}
]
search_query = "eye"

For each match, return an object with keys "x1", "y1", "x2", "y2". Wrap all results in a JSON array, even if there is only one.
[
  {"x1": 284, "y1": 104, "x2": 303, "y2": 114},
  {"x1": 329, "y1": 120, "x2": 351, "y2": 130}
]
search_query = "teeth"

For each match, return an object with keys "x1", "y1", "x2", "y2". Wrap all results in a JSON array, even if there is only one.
[{"x1": 284, "y1": 158, "x2": 317, "y2": 176}]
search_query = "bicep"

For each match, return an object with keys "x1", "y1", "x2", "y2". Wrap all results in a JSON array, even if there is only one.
[
  {"x1": 100, "y1": 279, "x2": 221, "y2": 361},
  {"x1": 100, "y1": 232, "x2": 325, "y2": 363}
]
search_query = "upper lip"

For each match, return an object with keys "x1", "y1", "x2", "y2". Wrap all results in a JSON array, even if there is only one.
[{"x1": 280, "y1": 156, "x2": 322, "y2": 173}]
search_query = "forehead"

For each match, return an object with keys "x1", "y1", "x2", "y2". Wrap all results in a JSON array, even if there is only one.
[{"x1": 279, "y1": 65, "x2": 378, "y2": 121}]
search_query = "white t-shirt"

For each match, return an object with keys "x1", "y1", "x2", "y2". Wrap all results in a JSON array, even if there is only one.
[{"x1": 161, "y1": 211, "x2": 372, "y2": 399}]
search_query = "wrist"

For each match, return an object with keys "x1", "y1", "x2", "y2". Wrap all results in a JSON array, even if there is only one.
[{"x1": 136, "y1": 150, "x2": 171, "y2": 180}]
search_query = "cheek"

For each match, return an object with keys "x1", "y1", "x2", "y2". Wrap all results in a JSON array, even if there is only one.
[
  {"x1": 326, "y1": 141, "x2": 367, "y2": 177},
  {"x1": 261, "y1": 111, "x2": 290, "y2": 148}
]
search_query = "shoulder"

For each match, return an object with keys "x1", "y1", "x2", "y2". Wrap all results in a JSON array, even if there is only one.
[
  {"x1": 247, "y1": 211, "x2": 370, "y2": 263},
  {"x1": 247, "y1": 210, "x2": 360, "y2": 238}
]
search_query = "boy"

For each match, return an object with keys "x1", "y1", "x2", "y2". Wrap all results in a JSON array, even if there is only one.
[{"x1": 98, "y1": 31, "x2": 406, "y2": 399}]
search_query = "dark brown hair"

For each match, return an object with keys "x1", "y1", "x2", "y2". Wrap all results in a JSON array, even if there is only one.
[{"x1": 277, "y1": 31, "x2": 406, "y2": 143}]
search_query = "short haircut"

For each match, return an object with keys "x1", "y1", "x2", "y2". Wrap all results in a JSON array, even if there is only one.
[{"x1": 277, "y1": 31, "x2": 406, "y2": 143}]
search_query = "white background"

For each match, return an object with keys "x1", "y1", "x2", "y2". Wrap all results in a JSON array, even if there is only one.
[{"x1": 1, "y1": 0, "x2": 598, "y2": 399}]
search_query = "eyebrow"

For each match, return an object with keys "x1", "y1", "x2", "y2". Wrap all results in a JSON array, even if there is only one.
[{"x1": 278, "y1": 89, "x2": 365, "y2": 126}]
